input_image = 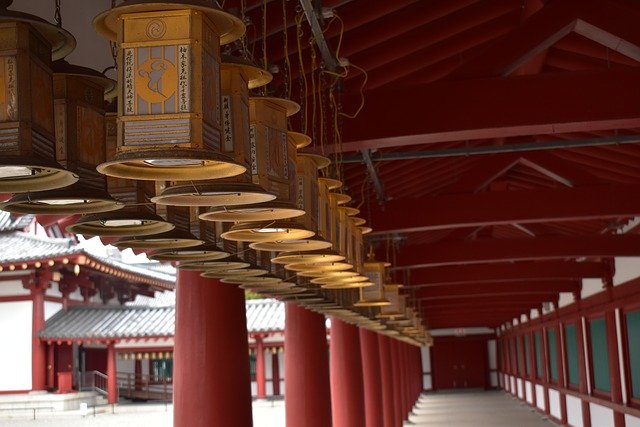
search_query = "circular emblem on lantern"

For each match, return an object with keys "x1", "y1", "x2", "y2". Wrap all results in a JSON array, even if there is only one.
[
  {"x1": 135, "y1": 58, "x2": 178, "y2": 104},
  {"x1": 146, "y1": 20, "x2": 166, "y2": 39}
]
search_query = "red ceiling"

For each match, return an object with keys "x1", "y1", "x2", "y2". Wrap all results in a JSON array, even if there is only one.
[{"x1": 222, "y1": 0, "x2": 640, "y2": 330}]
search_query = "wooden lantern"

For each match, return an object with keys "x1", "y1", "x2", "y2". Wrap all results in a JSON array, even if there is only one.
[
  {"x1": 2, "y1": 61, "x2": 123, "y2": 214},
  {"x1": 0, "y1": 7, "x2": 77, "y2": 192},
  {"x1": 377, "y1": 285, "x2": 406, "y2": 319},
  {"x1": 94, "y1": 1, "x2": 246, "y2": 181},
  {"x1": 353, "y1": 251, "x2": 391, "y2": 307},
  {"x1": 151, "y1": 56, "x2": 275, "y2": 207},
  {"x1": 66, "y1": 112, "x2": 174, "y2": 236},
  {"x1": 199, "y1": 98, "x2": 306, "y2": 223}
]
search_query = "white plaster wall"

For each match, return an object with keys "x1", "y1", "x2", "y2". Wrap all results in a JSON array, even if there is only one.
[
  {"x1": 487, "y1": 340, "x2": 497, "y2": 369},
  {"x1": 582, "y1": 279, "x2": 604, "y2": 299},
  {"x1": 44, "y1": 301, "x2": 62, "y2": 321},
  {"x1": 265, "y1": 350, "x2": 273, "y2": 396},
  {"x1": 510, "y1": 376, "x2": 516, "y2": 395},
  {"x1": 535, "y1": 384, "x2": 546, "y2": 411},
  {"x1": 525, "y1": 381, "x2": 533, "y2": 404},
  {"x1": 421, "y1": 346, "x2": 432, "y2": 390},
  {"x1": 549, "y1": 389, "x2": 561, "y2": 420},
  {"x1": 558, "y1": 292, "x2": 575, "y2": 308},
  {"x1": 68, "y1": 288, "x2": 83, "y2": 302},
  {"x1": 517, "y1": 378, "x2": 524, "y2": 399},
  {"x1": 589, "y1": 402, "x2": 614, "y2": 427},
  {"x1": 117, "y1": 359, "x2": 135, "y2": 375},
  {"x1": 566, "y1": 394, "x2": 584, "y2": 427},
  {"x1": 625, "y1": 414, "x2": 640, "y2": 427},
  {"x1": 48, "y1": 284, "x2": 63, "y2": 299},
  {"x1": 0, "y1": 279, "x2": 29, "y2": 297},
  {"x1": 489, "y1": 372, "x2": 498, "y2": 387},
  {"x1": 530, "y1": 309, "x2": 539, "y2": 320},
  {"x1": 614, "y1": 257, "x2": 640, "y2": 286},
  {"x1": 278, "y1": 352, "x2": 284, "y2": 395},
  {"x1": 0, "y1": 301, "x2": 32, "y2": 391}
]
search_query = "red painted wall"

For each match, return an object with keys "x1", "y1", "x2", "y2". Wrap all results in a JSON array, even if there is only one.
[
  {"x1": 431, "y1": 335, "x2": 490, "y2": 390},
  {"x1": 84, "y1": 348, "x2": 107, "y2": 373}
]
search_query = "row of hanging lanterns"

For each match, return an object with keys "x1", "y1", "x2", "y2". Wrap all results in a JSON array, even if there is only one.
[{"x1": 0, "y1": 0, "x2": 428, "y2": 345}]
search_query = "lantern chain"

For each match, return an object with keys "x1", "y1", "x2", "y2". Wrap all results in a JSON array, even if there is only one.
[{"x1": 54, "y1": 0, "x2": 62, "y2": 27}]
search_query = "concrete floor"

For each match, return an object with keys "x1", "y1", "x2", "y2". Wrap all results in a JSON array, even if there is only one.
[{"x1": 406, "y1": 390, "x2": 559, "y2": 426}]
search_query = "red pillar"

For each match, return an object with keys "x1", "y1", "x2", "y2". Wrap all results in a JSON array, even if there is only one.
[
  {"x1": 46, "y1": 344, "x2": 55, "y2": 389},
  {"x1": 390, "y1": 340, "x2": 403, "y2": 426},
  {"x1": 106, "y1": 342, "x2": 117, "y2": 404},
  {"x1": 285, "y1": 304, "x2": 332, "y2": 427},
  {"x1": 134, "y1": 359, "x2": 142, "y2": 391},
  {"x1": 29, "y1": 275, "x2": 47, "y2": 391},
  {"x1": 330, "y1": 318, "x2": 366, "y2": 427},
  {"x1": 379, "y1": 336, "x2": 396, "y2": 427},
  {"x1": 271, "y1": 351, "x2": 280, "y2": 396},
  {"x1": 606, "y1": 309, "x2": 625, "y2": 427},
  {"x1": 173, "y1": 270, "x2": 253, "y2": 427},
  {"x1": 255, "y1": 336, "x2": 266, "y2": 399},
  {"x1": 360, "y1": 329, "x2": 383, "y2": 427}
]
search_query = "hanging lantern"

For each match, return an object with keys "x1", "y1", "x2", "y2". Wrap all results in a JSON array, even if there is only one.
[
  {"x1": 66, "y1": 113, "x2": 175, "y2": 236},
  {"x1": 113, "y1": 206, "x2": 204, "y2": 249},
  {"x1": 179, "y1": 256, "x2": 250, "y2": 271},
  {"x1": 0, "y1": 3, "x2": 78, "y2": 192},
  {"x1": 151, "y1": 56, "x2": 275, "y2": 207},
  {"x1": 271, "y1": 249, "x2": 344, "y2": 265},
  {"x1": 2, "y1": 61, "x2": 123, "y2": 214},
  {"x1": 317, "y1": 177, "x2": 341, "y2": 240},
  {"x1": 377, "y1": 285, "x2": 406, "y2": 319},
  {"x1": 250, "y1": 151, "x2": 331, "y2": 252},
  {"x1": 199, "y1": 97, "x2": 305, "y2": 223},
  {"x1": 93, "y1": 1, "x2": 246, "y2": 181},
  {"x1": 353, "y1": 248, "x2": 391, "y2": 307},
  {"x1": 220, "y1": 220, "x2": 315, "y2": 243}
]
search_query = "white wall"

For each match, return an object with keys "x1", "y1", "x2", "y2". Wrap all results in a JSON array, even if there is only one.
[
  {"x1": 0, "y1": 301, "x2": 32, "y2": 391},
  {"x1": 614, "y1": 257, "x2": 640, "y2": 286},
  {"x1": 421, "y1": 345, "x2": 432, "y2": 390},
  {"x1": 0, "y1": 279, "x2": 30, "y2": 297},
  {"x1": 44, "y1": 301, "x2": 62, "y2": 321}
]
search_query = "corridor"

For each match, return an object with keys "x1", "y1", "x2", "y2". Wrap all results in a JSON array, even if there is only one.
[{"x1": 406, "y1": 391, "x2": 558, "y2": 426}]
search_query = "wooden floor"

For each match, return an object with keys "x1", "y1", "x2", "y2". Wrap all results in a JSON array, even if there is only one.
[{"x1": 406, "y1": 390, "x2": 559, "y2": 426}]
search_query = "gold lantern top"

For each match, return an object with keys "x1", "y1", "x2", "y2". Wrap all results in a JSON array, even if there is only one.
[
  {"x1": 353, "y1": 248, "x2": 391, "y2": 307},
  {"x1": 94, "y1": 1, "x2": 247, "y2": 182}
]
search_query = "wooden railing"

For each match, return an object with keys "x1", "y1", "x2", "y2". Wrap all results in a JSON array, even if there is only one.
[
  {"x1": 117, "y1": 373, "x2": 172, "y2": 402},
  {"x1": 79, "y1": 370, "x2": 109, "y2": 397}
]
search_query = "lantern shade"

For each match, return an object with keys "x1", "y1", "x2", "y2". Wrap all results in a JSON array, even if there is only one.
[
  {"x1": 221, "y1": 275, "x2": 282, "y2": 285},
  {"x1": 94, "y1": 2, "x2": 246, "y2": 182},
  {"x1": 199, "y1": 200, "x2": 304, "y2": 222},
  {"x1": 285, "y1": 261, "x2": 353, "y2": 273},
  {"x1": 271, "y1": 249, "x2": 345, "y2": 265},
  {"x1": 311, "y1": 275, "x2": 369, "y2": 285},
  {"x1": 220, "y1": 220, "x2": 315, "y2": 243},
  {"x1": 321, "y1": 281, "x2": 373, "y2": 289},
  {"x1": 148, "y1": 244, "x2": 229, "y2": 261},
  {"x1": 0, "y1": 19, "x2": 78, "y2": 192},
  {"x1": 113, "y1": 228, "x2": 204, "y2": 249},
  {"x1": 203, "y1": 268, "x2": 268, "y2": 279},
  {"x1": 151, "y1": 182, "x2": 276, "y2": 207},
  {"x1": 179, "y1": 258, "x2": 250, "y2": 271},
  {"x1": 2, "y1": 62, "x2": 122, "y2": 214},
  {"x1": 377, "y1": 286, "x2": 406, "y2": 319},
  {"x1": 249, "y1": 236, "x2": 331, "y2": 252},
  {"x1": 353, "y1": 258, "x2": 391, "y2": 307}
]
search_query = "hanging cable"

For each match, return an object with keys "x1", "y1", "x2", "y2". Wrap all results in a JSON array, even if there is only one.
[
  {"x1": 54, "y1": 0, "x2": 62, "y2": 27},
  {"x1": 282, "y1": 0, "x2": 292, "y2": 100},
  {"x1": 295, "y1": 12, "x2": 308, "y2": 134},
  {"x1": 262, "y1": 0, "x2": 268, "y2": 70}
]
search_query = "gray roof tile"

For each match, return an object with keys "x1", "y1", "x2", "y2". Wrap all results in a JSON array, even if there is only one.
[{"x1": 41, "y1": 298, "x2": 284, "y2": 340}]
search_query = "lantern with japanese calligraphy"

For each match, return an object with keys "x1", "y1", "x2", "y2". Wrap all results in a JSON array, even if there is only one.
[
  {"x1": 353, "y1": 248, "x2": 391, "y2": 307},
  {"x1": 2, "y1": 61, "x2": 123, "y2": 214},
  {"x1": 199, "y1": 98, "x2": 306, "y2": 223},
  {"x1": 66, "y1": 112, "x2": 174, "y2": 236},
  {"x1": 0, "y1": 2, "x2": 78, "y2": 192},
  {"x1": 249, "y1": 151, "x2": 332, "y2": 252},
  {"x1": 151, "y1": 56, "x2": 275, "y2": 207},
  {"x1": 93, "y1": 1, "x2": 246, "y2": 182}
]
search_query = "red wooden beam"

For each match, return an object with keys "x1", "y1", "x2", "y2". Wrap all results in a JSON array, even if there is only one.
[
  {"x1": 371, "y1": 184, "x2": 640, "y2": 235},
  {"x1": 333, "y1": 67, "x2": 640, "y2": 153},
  {"x1": 394, "y1": 234, "x2": 640, "y2": 268},
  {"x1": 414, "y1": 280, "x2": 580, "y2": 299},
  {"x1": 404, "y1": 261, "x2": 606, "y2": 286}
]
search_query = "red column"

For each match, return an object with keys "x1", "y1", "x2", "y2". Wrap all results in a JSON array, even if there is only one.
[
  {"x1": 285, "y1": 304, "x2": 332, "y2": 427},
  {"x1": 173, "y1": 270, "x2": 253, "y2": 427},
  {"x1": 28, "y1": 274, "x2": 48, "y2": 391},
  {"x1": 106, "y1": 342, "x2": 117, "y2": 404},
  {"x1": 255, "y1": 336, "x2": 266, "y2": 399},
  {"x1": 390, "y1": 340, "x2": 403, "y2": 426},
  {"x1": 330, "y1": 318, "x2": 365, "y2": 427},
  {"x1": 134, "y1": 359, "x2": 142, "y2": 391},
  {"x1": 360, "y1": 329, "x2": 383, "y2": 427},
  {"x1": 606, "y1": 309, "x2": 625, "y2": 427},
  {"x1": 46, "y1": 344, "x2": 55, "y2": 389},
  {"x1": 271, "y1": 351, "x2": 280, "y2": 396},
  {"x1": 379, "y1": 336, "x2": 395, "y2": 427}
]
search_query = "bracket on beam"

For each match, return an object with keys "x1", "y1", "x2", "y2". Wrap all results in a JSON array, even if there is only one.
[{"x1": 299, "y1": 0, "x2": 340, "y2": 71}]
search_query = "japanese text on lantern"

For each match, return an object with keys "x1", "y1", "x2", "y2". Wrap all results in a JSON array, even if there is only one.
[
  {"x1": 222, "y1": 96, "x2": 233, "y2": 151},
  {"x1": 177, "y1": 45, "x2": 190, "y2": 113},
  {"x1": 3, "y1": 57, "x2": 17, "y2": 120},
  {"x1": 123, "y1": 49, "x2": 135, "y2": 115},
  {"x1": 250, "y1": 125, "x2": 257, "y2": 175}
]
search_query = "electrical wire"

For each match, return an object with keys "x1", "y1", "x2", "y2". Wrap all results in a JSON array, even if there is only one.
[
  {"x1": 295, "y1": 12, "x2": 309, "y2": 134},
  {"x1": 262, "y1": 0, "x2": 268, "y2": 70}
]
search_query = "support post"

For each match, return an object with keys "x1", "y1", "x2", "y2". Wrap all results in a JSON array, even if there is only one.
[
  {"x1": 330, "y1": 318, "x2": 365, "y2": 427},
  {"x1": 379, "y1": 335, "x2": 396, "y2": 427},
  {"x1": 360, "y1": 329, "x2": 383, "y2": 427},
  {"x1": 106, "y1": 342, "x2": 117, "y2": 404},
  {"x1": 255, "y1": 336, "x2": 266, "y2": 399},
  {"x1": 173, "y1": 270, "x2": 253, "y2": 427},
  {"x1": 46, "y1": 343, "x2": 55, "y2": 390},
  {"x1": 391, "y1": 340, "x2": 403, "y2": 426},
  {"x1": 24, "y1": 271, "x2": 50, "y2": 391},
  {"x1": 272, "y1": 351, "x2": 280, "y2": 396},
  {"x1": 285, "y1": 304, "x2": 332, "y2": 427}
]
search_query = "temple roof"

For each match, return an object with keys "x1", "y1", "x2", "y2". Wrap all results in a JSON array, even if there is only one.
[
  {"x1": 0, "y1": 232, "x2": 79, "y2": 264},
  {"x1": 40, "y1": 298, "x2": 285, "y2": 341}
]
